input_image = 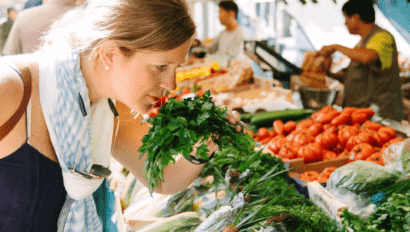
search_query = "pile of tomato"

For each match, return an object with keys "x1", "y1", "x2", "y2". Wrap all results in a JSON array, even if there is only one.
[
  {"x1": 299, "y1": 167, "x2": 337, "y2": 183},
  {"x1": 253, "y1": 106, "x2": 404, "y2": 166}
]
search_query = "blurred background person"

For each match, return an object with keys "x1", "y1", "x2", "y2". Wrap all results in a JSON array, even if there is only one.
[
  {"x1": 2, "y1": 0, "x2": 79, "y2": 56},
  {"x1": 0, "y1": 6, "x2": 18, "y2": 55},
  {"x1": 192, "y1": 0, "x2": 245, "y2": 61},
  {"x1": 318, "y1": 0, "x2": 404, "y2": 121}
]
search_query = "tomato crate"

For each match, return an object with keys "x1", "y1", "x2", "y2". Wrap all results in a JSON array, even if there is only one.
[{"x1": 286, "y1": 157, "x2": 348, "y2": 199}]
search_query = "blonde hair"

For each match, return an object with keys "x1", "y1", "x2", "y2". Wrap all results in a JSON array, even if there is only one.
[{"x1": 41, "y1": 0, "x2": 196, "y2": 66}]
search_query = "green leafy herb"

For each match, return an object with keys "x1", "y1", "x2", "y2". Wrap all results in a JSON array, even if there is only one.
[
  {"x1": 138, "y1": 91, "x2": 257, "y2": 195},
  {"x1": 341, "y1": 193, "x2": 410, "y2": 231}
]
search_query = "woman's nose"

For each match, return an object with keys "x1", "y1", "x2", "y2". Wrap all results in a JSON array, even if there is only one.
[{"x1": 159, "y1": 72, "x2": 177, "y2": 91}]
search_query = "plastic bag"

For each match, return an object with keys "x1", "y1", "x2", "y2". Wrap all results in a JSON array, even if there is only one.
[
  {"x1": 382, "y1": 138, "x2": 410, "y2": 176},
  {"x1": 193, "y1": 193, "x2": 245, "y2": 232},
  {"x1": 194, "y1": 189, "x2": 230, "y2": 220},
  {"x1": 326, "y1": 161, "x2": 398, "y2": 218},
  {"x1": 327, "y1": 161, "x2": 398, "y2": 194}
]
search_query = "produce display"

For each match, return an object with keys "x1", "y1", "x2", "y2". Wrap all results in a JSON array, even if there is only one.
[
  {"x1": 111, "y1": 86, "x2": 410, "y2": 232},
  {"x1": 250, "y1": 106, "x2": 402, "y2": 166},
  {"x1": 340, "y1": 193, "x2": 410, "y2": 231},
  {"x1": 299, "y1": 166, "x2": 337, "y2": 183},
  {"x1": 153, "y1": 146, "x2": 340, "y2": 232}
]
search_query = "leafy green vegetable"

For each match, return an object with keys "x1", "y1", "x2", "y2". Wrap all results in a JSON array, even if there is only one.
[
  {"x1": 138, "y1": 91, "x2": 257, "y2": 194},
  {"x1": 341, "y1": 193, "x2": 410, "y2": 231},
  {"x1": 327, "y1": 161, "x2": 399, "y2": 195}
]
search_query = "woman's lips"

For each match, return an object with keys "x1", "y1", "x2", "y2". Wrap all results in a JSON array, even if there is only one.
[{"x1": 149, "y1": 96, "x2": 160, "y2": 103}]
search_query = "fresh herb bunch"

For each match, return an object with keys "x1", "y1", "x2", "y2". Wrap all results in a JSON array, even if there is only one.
[
  {"x1": 138, "y1": 91, "x2": 257, "y2": 194},
  {"x1": 341, "y1": 193, "x2": 410, "y2": 232}
]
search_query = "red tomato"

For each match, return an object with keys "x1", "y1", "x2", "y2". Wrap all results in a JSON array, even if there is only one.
[
  {"x1": 341, "y1": 107, "x2": 358, "y2": 115},
  {"x1": 331, "y1": 113, "x2": 351, "y2": 126},
  {"x1": 182, "y1": 88, "x2": 191, "y2": 95},
  {"x1": 154, "y1": 96, "x2": 167, "y2": 108},
  {"x1": 349, "y1": 143, "x2": 375, "y2": 162},
  {"x1": 315, "y1": 132, "x2": 338, "y2": 149},
  {"x1": 297, "y1": 143, "x2": 323, "y2": 163},
  {"x1": 362, "y1": 120, "x2": 382, "y2": 131},
  {"x1": 378, "y1": 127, "x2": 396, "y2": 140},
  {"x1": 324, "y1": 124, "x2": 339, "y2": 135},
  {"x1": 323, "y1": 150, "x2": 338, "y2": 160},
  {"x1": 283, "y1": 121, "x2": 297, "y2": 135},
  {"x1": 345, "y1": 131, "x2": 375, "y2": 151},
  {"x1": 294, "y1": 132, "x2": 313, "y2": 146},
  {"x1": 273, "y1": 120, "x2": 285, "y2": 135},
  {"x1": 366, "y1": 153, "x2": 384, "y2": 166},
  {"x1": 307, "y1": 123, "x2": 325, "y2": 138},
  {"x1": 267, "y1": 135, "x2": 286, "y2": 154},
  {"x1": 296, "y1": 119, "x2": 315, "y2": 131},
  {"x1": 351, "y1": 112, "x2": 368, "y2": 124},
  {"x1": 316, "y1": 110, "x2": 340, "y2": 125},
  {"x1": 278, "y1": 145, "x2": 297, "y2": 160},
  {"x1": 338, "y1": 125, "x2": 360, "y2": 147},
  {"x1": 258, "y1": 128, "x2": 269, "y2": 140},
  {"x1": 148, "y1": 107, "x2": 160, "y2": 118}
]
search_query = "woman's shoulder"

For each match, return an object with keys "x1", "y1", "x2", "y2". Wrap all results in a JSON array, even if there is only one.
[
  {"x1": 0, "y1": 54, "x2": 39, "y2": 122},
  {"x1": 0, "y1": 58, "x2": 25, "y2": 126}
]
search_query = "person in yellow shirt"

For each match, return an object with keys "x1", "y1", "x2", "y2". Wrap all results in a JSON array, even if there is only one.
[{"x1": 318, "y1": 0, "x2": 404, "y2": 121}]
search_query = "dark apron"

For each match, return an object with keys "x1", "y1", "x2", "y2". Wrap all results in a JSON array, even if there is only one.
[{"x1": 343, "y1": 25, "x2": 404, "y2": 121}]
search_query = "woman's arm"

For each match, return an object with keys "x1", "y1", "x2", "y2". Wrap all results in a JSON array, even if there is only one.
[{"x1": 111, "y1": 102, "x2": 220, "y2": 195}]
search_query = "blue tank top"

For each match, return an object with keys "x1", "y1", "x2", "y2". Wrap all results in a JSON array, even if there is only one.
[{"x1": 0, "y1": 62, "x2": 67, "y2": 232}]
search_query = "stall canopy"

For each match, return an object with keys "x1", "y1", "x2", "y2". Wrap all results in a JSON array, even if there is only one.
[
  {"x1": 377, "y1": 0, "x2": 410, "y2": 46},
  {"x1": 279, "y1": 0, "x2": 410, "y2": 57}
]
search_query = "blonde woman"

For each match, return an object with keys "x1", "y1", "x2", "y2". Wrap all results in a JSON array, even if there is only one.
[{"x1": 0, "y1": 0, "x2": 245, "y2": 231}]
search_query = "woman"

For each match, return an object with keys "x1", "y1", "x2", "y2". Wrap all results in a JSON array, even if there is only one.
[{"x1": 0, "y1": 0, "x2": 245, "y2": 231}]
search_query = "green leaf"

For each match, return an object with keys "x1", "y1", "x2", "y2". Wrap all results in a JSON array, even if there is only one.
[
  {"x1": 196, "y1": 112, "x2": 210, "y2": 125},
  {"x1": 201, "y1": 102, "x2": 213, "y2": 111}
]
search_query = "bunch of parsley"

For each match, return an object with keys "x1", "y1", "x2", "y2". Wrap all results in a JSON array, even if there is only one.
[{"x1": 138, "y1": 91, "x2": 257, "y2": 195}]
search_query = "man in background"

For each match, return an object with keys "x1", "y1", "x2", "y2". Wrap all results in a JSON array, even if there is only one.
[
  {"x1": 318, "y1": 0, "x2": 404, "y2": 121},
  {"x1": 2, "y1": 0, "x2": 78, "y2": 55},
  {"x1": 194, "y1": 0, "x2": 245, "y2": 61},
  {"x1": 0, "y1": 7, "x2": 18, "y2": 55}
]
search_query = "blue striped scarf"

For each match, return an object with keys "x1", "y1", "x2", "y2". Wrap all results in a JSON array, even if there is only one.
[{"x1": 39, "y1": 50, "x2": 105, "y2": 231}]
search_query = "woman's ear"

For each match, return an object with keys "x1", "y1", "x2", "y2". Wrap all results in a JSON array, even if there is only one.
[{"x1": 99, "y1": 41, "x2": 116, "y2": 70}]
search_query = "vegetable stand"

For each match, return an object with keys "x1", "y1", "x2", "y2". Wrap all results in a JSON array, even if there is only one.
[{"x1": 108, "y1": 60, "x2": 410, "y2": 231}]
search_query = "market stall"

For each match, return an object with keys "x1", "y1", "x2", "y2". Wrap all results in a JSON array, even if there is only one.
[{"x1": 108, "y1": 77, "x2": 410, "y2": 231}]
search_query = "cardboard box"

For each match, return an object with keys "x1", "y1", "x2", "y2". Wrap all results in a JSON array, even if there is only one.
[{"x1": 286, "y1": 157, "x2": 349, "y2": 198}]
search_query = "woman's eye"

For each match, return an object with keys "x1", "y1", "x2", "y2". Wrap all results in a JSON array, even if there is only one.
[{"x1": 156, "y1": 65, "x2": 167, "y2": 71}]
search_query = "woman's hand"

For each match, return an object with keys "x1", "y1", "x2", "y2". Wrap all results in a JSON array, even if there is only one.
[
  {"x1": 192, "y1": 109, "x2": 247, "y2": 158},
  {"x1": 225, "y1": 109, "x2": 247, "y2": 134}
]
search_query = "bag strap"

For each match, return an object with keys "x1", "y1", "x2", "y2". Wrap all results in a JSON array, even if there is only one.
[{"x1": 0, "y1": 66, "x2": 32, "y2": 141}]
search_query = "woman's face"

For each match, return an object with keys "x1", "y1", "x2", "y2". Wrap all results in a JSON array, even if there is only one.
[{"x1": 109, "y1": 40, "x2": 191, "y2": 114}]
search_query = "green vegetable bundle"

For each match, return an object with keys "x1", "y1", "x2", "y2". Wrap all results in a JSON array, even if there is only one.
[
  {"x1": 341, "y1": 193, "x2": 410, "y2": 232},
  {"x1": 138, "y1": 91, "x2": 257, "y2": 195}
]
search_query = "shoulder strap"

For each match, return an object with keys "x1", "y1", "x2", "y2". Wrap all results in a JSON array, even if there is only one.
[{"x1": 0, "y1": 66, "x2": 32, "y2": 141}]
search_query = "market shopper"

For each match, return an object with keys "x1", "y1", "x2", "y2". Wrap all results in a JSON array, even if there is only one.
[
  {"x1": 0, "y1": 0, "x2": 246, "y2": 231},
  {"x1": 0, "y1": 7, "x2": 18, "y2": 54},
  {"x1": 2, "y1": 0, "x2": 80, "y2": 56},
  {"x1": 193, "y1": 0, "x2": 245, "y2": 60},
  {"x1": 318, "y1": 0, "x2": 404, "y2": 121}
]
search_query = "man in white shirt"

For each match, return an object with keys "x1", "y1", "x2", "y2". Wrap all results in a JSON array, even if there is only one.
[{"x1": 196, "y1": 1, "x2": 245, "y2": 60}]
